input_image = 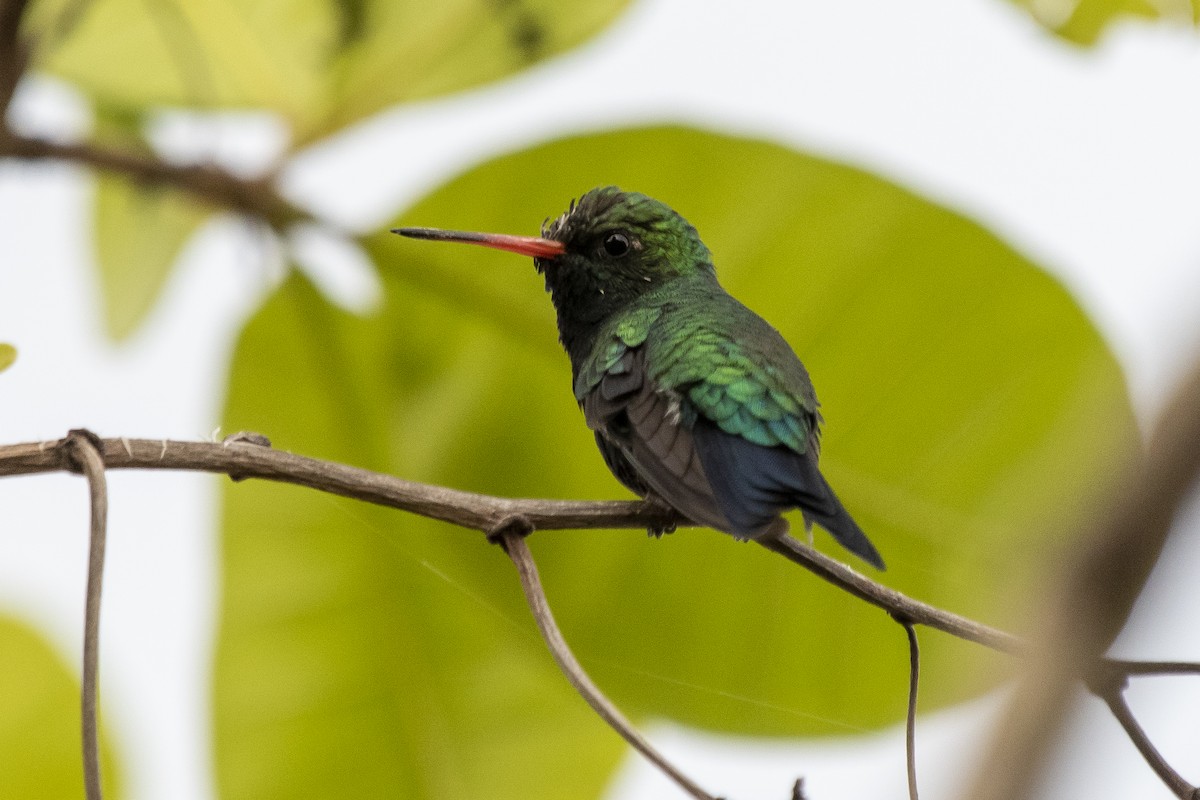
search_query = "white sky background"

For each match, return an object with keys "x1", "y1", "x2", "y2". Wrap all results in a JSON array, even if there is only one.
[{"x1": 2, "y1": 0, "x2": 1200, "y2": 798}]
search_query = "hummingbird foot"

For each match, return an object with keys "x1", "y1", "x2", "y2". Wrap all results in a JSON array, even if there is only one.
[
  {"x1": 754, "y1": 516, "x2": 793, "y2": 543},
  {"x1": 640, "y1": 495, "x2": 679, "y2": 538},
  {"x1": 647, "y1": 522, "x2": 677, "y2": 538}
]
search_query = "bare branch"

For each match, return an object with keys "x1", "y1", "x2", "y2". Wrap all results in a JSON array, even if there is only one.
[
  {"x1": 1083, "y1": 661, "x2": 1200, "y2": 799},
  {"x1": 0, "y1": 133, "x2": 307, "y2": 229},
  {"x1": 1104, "y1": 660, "x2": 1200, "y2": 678},
  {"x1": 1091, "y1": 673, "x2": 1197, "y2": 800},
  {"x1": 496, "y1": 521, "x2": 722, "y2": 800},
  {"x1": 758, "y1": 535, "x2": 1019, "y2": 653},
  {"x1": 63, "y1": 429, "x2": 107, "y2": 800},
  {"x1": 967, "y1": 355, "x2": 1200, "y2": 800},
  {"x1": 1, "y1": 434, "x2": 683, "y2": 530},
  {"x1": 0, "y1": 435, "x2": 1015, "y2": 651}
]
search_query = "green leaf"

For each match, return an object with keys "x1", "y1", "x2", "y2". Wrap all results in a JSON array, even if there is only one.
[
  {"x1": 29, "y1": 0, "x2": 339, "y2": 125},
  {"x1": 93, "y1": 177, "x2": 208, "y2": 339},
  {"x1": 0, "y1": 343, "x2": 15, "y2": 373},
  {"x1": 89, "y1": 108, "x2": 210, "y2": 340},
  {"x1": 0, "y1": 616, "x2": 123, "y2": 798},
  {"x1": 29, "y1": 0, "x2": 633, "y2": 142},
  {"x1": 1007, "y1": 0, "x2": 1199, "y2": 45},
  {"x1": 216, "y1": 127, "x2": 1134, "y2": 797},
  {"x1": 298, "y1": 0, "x2": 634, "y2": 143}
]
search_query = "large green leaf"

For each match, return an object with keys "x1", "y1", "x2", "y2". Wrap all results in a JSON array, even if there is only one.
[
  {"x1": 28, "y1": 0, "x2": 633, "y2": 143},
  {"x1": 216, "y1": 127, "x2": 1134, "y2": 798},
  {"x1": 0, "y1": 616, "x2": 123, "y2": 798},
  {"x1": 1009, "y1": 0, "x2": 1199, "y2": 44}
]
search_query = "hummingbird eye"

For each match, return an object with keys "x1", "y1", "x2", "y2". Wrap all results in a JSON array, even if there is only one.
[{"x1": 601, "y1": 232, "x2": 631, "y2": 258}]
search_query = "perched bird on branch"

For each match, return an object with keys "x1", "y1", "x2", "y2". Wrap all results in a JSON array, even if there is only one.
[{"x1": 395, "y1": 186, "x2": 884, "y2": 570}]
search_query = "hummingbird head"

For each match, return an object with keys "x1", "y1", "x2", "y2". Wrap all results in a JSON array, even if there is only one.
[
  {"x1": 393, "y1": 186, "x2": 715, "y2": 355},
  {"x1": 534, "y1": 187, "x2": 714, "y2": 320}
]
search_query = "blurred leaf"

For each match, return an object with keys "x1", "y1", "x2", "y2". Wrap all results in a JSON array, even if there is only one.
[
  {"x1": 1008, "y1": 0, "x2": 1199, "y2": 44},
  {"x1": 90, "y1": 108, "x2": 210, "y2": 340},
  {"x1": 0, "y1": 343, "x2": 15, "y2": 373},
  {"x1": 299, "y1": 0, "x2": 634, "y2": 143},
  {"x1": 93, "y1": 179, "x2": 208, "y2": 339},
  {"x1": 29, "y1": 0, "x2": 633, "y2": 143},
  {"x1": 0, "y1": 616, "x2": 123, "y2": 798},
  {"x1": 216, "y1": 127, "x2": 1134, "y2": 798},
  {"x1": 29, "y1": 0, "x2": 339, "y2": 124}
]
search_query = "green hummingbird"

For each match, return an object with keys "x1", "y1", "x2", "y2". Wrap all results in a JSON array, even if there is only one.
[{"x1": 394, "y1": 187, "x2": 884, "y2": 570}]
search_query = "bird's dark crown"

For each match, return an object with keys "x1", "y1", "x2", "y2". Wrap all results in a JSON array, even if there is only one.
[{"x1": 541, "y1": 187, "x2": 712, "y2": 272}]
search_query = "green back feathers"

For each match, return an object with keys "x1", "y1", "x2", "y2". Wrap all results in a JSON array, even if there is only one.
[{"x1": 576, "y1": 284, "x2": 819, "y2": 454}]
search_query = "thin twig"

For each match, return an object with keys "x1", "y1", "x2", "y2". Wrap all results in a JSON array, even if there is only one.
[
  {"x1": 496, "y1": 522, "x2": 722, "y2": 800},
  {"x1": 1090, "y1": 675, "x2": 1197, "y2": 800},
  {"x1": 1104, "y1": 660, "x2": 1200, "y2": 678},
  {"x1": 896, "y1": 616, "x2": 920, "y2": 800},
  {"x1": 0, "y1": 435, "x2": 1012, "y2": 652},
  {"x1": 0, "y1": 436, "x2": 679, "y2": 531},
  {"x1": 0, "y1": 133, "x2": 306, "y2": 229},
  {"x1": 758, "y1": 534, "x2": 1019, "y2": 653},
  {"x1": 64, "y1": 430, "x2": 107, "y2": 800},
  {"x1": 1, "y1": 435, "x2": 1190, "y2": 670}
]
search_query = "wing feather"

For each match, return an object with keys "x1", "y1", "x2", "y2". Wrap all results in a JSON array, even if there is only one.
[{"x1": 582, "y1": 349, "x2": 730, "y2": 532}]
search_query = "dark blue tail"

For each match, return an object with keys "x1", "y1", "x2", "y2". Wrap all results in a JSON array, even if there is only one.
[{"x1": 692, "y1": 419, "x2": 885, "y2": 570}]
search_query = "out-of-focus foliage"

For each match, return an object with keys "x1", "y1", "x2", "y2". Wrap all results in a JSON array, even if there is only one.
[
  {"x1": 1010, "y1": 0, "x2": 1199, "y2": 44},
  {"x1": 0, "y1": 616, "x2": 122, "y2": 798},
  {"x1": 26, "y1": 0, "x2": 633, "y2": 143},
  {"x1": 215, "y1": 276, "x2": 622, "y2": 800},
  {"x1": 215, "y1": 126, "x2": 1135, "y2": 798},
  {"x1": 91, "y1": 107, "x2": 210, "y2": 339},
  {"x1": 0, "y1": 343, "x2": 15, "y2": 373},
  {"x1": 23, "y1": 0, "x2": 633, "y2": 338}
]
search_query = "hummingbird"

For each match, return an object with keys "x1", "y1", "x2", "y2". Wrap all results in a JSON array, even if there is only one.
[{"x1": 394, "y1": 187, "x2": 884, "y2": 570}]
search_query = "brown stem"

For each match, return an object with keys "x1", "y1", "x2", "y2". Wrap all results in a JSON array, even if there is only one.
[
  {"x1": 63, "y1": 430, "x2": 107, "y2": 800},
  {"x1": 0, "y1": 133, "x2": 307, "y2": 229},
  {"x1": 758, "y1": 535, "x2": 1019, "y2": 653},
  {"x1": 897, "y1": 617, "x2": 920, "y2": 800},
  {"x1": 497, "y1": 523, "x2": 722, "y2": 800},
  {"x1": 1104, "y1": 661, "x2": 1200, "y2": 678},
  {"x1": 1092, "y1": 676, "x2": 1197, "y2": 800},
  {"x1": 0, "y1": 435, "x2": 1012, "y2": 652}
]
